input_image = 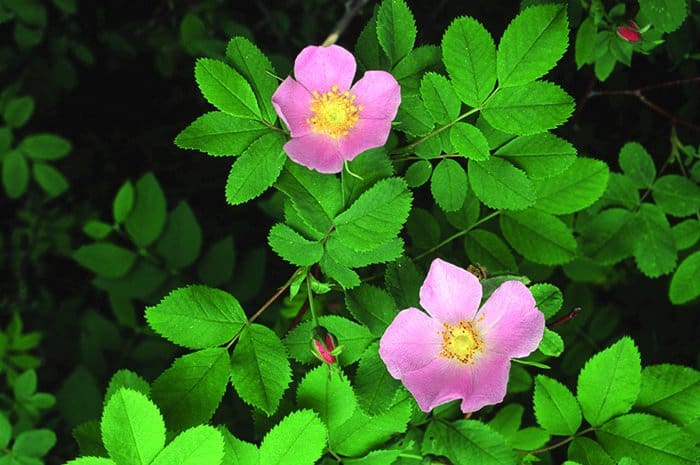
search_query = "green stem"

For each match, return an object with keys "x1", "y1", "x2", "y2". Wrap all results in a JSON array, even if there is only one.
[
  {"x1": 522, "y1": 426, "x2": 596, "y2": 455},
  {"x1": 414, "y1": 211, "x2": 501, "y2": 260},
  {"x1": 307, "y1": 273, "x2": 320, "y2": 327},
  {"x1": 390, "y1": 107, "x2": 481, "y2": 156}
]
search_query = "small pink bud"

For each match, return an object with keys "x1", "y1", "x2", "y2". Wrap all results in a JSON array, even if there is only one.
[
  {"x1": 310, "y1": 326, "x2": 339, "y2": 364},
  {"x1": 616, "y1": 20, "x2": 641, "y2": 43}
]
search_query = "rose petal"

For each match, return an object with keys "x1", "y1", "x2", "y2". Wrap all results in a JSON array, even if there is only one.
[
  {"x1": 475, "y1": 281, "x2": 545, "y2": 358},
  {"x1": 419, "y1": 258, "x2": 482, "y2": 324},
  {"x1": 283, "y1": 133, "x2": 344, "y2": 173},
  {"x1": 459, "y1": 352, "x2": 511, "y2": 413},
  {"x1": 351, "y1": 71, "x2": 401, "y2": 120},
  {"x1": 379, "y1": 308, "x2": 443, "y2": 379},
  {"x1": 399, "y1": 357, "x2": 469, "y2": 412},
  {"x1": 271, "y1": 77, "x2": 313, "y2": 137},
  {"x1": 338, "y1": 118, "x2": 392, "y2": 162},
  {"x1": 294, "y1": 45, "x2": 356, "y2": 93}
]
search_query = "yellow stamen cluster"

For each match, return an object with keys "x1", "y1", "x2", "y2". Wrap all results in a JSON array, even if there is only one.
[
  {"x1": 307, "y1": 85, "x2": 362, "y2": 139},
  {"x1": 439, "y1": 320, "x2": 483, "y2": 364}
]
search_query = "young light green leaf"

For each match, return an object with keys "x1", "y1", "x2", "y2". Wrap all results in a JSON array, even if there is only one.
[
  {"x1": 354, "y1": 343, "x2": 401, "y2": 415},
  {"x1": 534, "y1": 375, "x2": 582, "y2": 436},
  {"x1": 651, "y1": 175, "x2": 700, "y2": 218},
  {"x1": 146, "y1": 285, "x2": 246, "y2": 349},
  {"x1": 376, "y1": 0, "x2": 416, "y2": 65},
  {"x1": 19, "y1": 133, "x2": 71, "y2": 160},
  {"x1": 101, "y1": 389, "x2": 165, "y2": 465},
  {"x1": 195, "y1": 58, "x2": 260, "y2": 119},
  {"x1": 151, "y1": 426, "x2": 224, "y2": 465},
  {"x1": 577, "y1": 337, "x2": 641, "y2": 427},
  {"x1": 619, "y1": 142, "x2": 656, "y2": 189},
  {"x1": 297, "y1": 365, "x2": 358, "y2": 429},
  {"x1": 420, "y1": 73, "x2": 460, "y2": 124},
  {"x1": 74, "y1": 243, "x2": 137, "y2": 278},
  {"x1": 529, "y1": 283, "x2": 563, "y2": 319},
  {"x1": 465, "y1": 229, "x2": 517, "y2": 273},
  {"x1": 468, "y1": 157, "x2": 535, "y2": 210},
  {"x1": 334, "y1": 177, "x2": 412, "y2": 251},
  {"x1": 230, "y1": 324, "x2": 291, "y2": 415},
  {"x1": 442, "y1": 16, "x2": 497, "y2": 107},
  {"x1": 638, "y1": 0, "x2": 688, "y2": 33},
  {"x1": 2, "y1": 150, "x2": 29, "y2": 198},
  {"x1": 575, "y1": 17, "x2": 597, "y2": 68},
  {"x1": 226, "y1": 132, "x2": 286, "y2": 205},
  {"x1": 431, "y1": 158, "x2": 467, "y2": 212},
  {"x1": 497, "y1": 4, "x2": 569, "y2": 87},
  {"x1": 33, "y1": 162, "x2": 69, "y2": 197},
  {"x1": 345, "y1": 285, "x2": 397, "y2": 337},
  {"x1": 669, "y1": 251, "x2": 700, "y2": 305},
  {"x1": 501, "y1": 209, "x2": 577, "y2": 265},
  {"x1": 636, "y1": 364, "x2": 700, "y2": 425},
  {"x1": 632, "y1": 203, "x2": 677, "y2": 278},
  {"x1": 151, "y1": 348, "x2": 230, "y2": 431},
  {"x1": 124, "y1": 172, "x2": 167, "y2": 248},
  {"x1": 3, "y1": 96, "x2": 34, "y2": 128},
  {"x1": 533, "y1": 157, "x2": 610, "y2": 214},
  {"x1": 268, "y1": 223, "x2": 323, "y2": 266},
  {"x1": 113, "y1": 180, "x2": 134, "y2": 224},
  {"x1": 423, "y1": 420, "x2": 516, "y2": 465},
  {"x1": 156, "y1": 202, "x2": 202, "y2": 270},
  {"x1": 404, "y1": 160, "x2": 432, "y2": 187},
  {"x1": 597, "y1": 413, "x2": 699, "y2": 465},
  {"x1": 482, "y1": 81, "x2": 574, "y2": 135},
  {"x1": 259, "y1": 410, "x2": 326, "y2": 465},
  {"x1": 495, "y1": 133, "x2": 576, "y2": 179},
  {"x1": 226, "y1": 36, "x2": 278, "y2": 123},
  {"x1": 450, "y1": 123, "x2": 490, "y2": 161},
  {"x1": 175, "y1": 111, "x2": 269, "y2": 156}
]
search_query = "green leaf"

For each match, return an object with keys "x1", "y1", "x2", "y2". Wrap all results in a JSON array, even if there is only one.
[
  {"x1": 64, "y1": 458, "x2": 116, "y2": 465},
  {"x1": 83, "y1": 220, "x2": 113, "y2": 240},
  {"x1": 497, "y1": 4, "x2": 569, "y2": 87},
  {"x1": 496, "y1": 133, "x2": 575, "y2": 180},
  {"x1": 0, "y1": 413, "x2": 11, "y2": 449},
  {"x1": 671, "y1": 219, "x2": 699, "y2": 251},
  {"x1": 334, "y1": 178, "x2": 412, "y2": 251},
  {"x1": 510, "y1": 427, "x2": 550, "y2": 451},
  {"x1": 669, "y1": 251, "x2": 700, "y2": 305},
  {"x1": 284, "y1": 315, "x2": 373, "y2": 366},
  {"x1": 19, "y1": 133, "x2": 71, "y2": 160},
  {"x1": 619, "y1": 142, "x2": 656, "y2": 189},
  {"x1": 442, "y1": 16, "x2": 497, "y2": 107},
  {"x1": 651, "y1": 175, "x2": 700, "y2": 218},
  {"x1": 354, "y1": 343, "x2": 400, "y2": 415},
  {"x1": 539, "y1": 328, "x2": 564, "y2": 357},
  {"x1": 482, "y1": 81, "x2": 574, "y2": 135},
  {"x1": 2, "y1": 150, "x2": 29, "y2": 198},
  {"x1": 420, "y1": 73, "x2": 460, "y2": 124},
  {"x1": 151, "y1": 348, "x2": 230, "y2": 431},
  {"x1": 297, "y1": 365, "x2": 358, "y2": 430},
  {"x1": 468, "y1": 157, "x2": 535, "y2": 210},
  {"x1": 636, "y1": 364, "x2": 700, "y2": 425},
  {"x1": 501, "y1": 209, "x2": 577, "y2": 265},
  {"x1": 376, "y1": 0, "x2": 416, "y2": 65},
  {"x1": 230, "y1": 324, "x2": 291, "y2": 415},
  {"x1": 151, "y1": 426, "x2": 224, "y2": 465},
  {"x1": 577, "y1": 337, "x2": 641, "y2": 427},
  {"x1": 578, "y1": 208, "x2": 637, "y2": 265},
  {"x1": 226, "y1": 132, "x2": 286, "y2": 205},
  {"x1": 101, "y1": 389, "x2": 165, "y2": 465},
  {"x1": 431, "y1": 159, "x2": 467, "y2": 212},
  {"x1": 198, "y1": 235, "x2": 235, "y2": 287},
  {"x1": 12, "y1": 429, "x2": 55, "y2": 457},
  {"x1": 638, "y1": 0, "x2": 688, "y2": 33},
  {"x1": 575, "y1": 17, "x2": 597, "y2": 68},
  {"x1": 113, "y1": 180, "x2": 134, "y2": 224},
  {"x1": 597, "y1": 413, "x2": 699, "y2": 465},
  {"x1": 226, "y1": 36, "x2": 278, "y2": 124},
  {"x1": 220, "y1": 428, "x2": 259, "y2": 465},
  {"x1": 156, "y1": 201, "x2": 202, "y2": 269},
  {"x1": 146, "y1": 285, "x2": 246, "y2": 349},
  {"x1": 404, "y1": 160, "x2": 432, "y2": 187},
  {"x1": 422, "y1": 420, "x2": 516, "y2": 465},
  {"x1": 450, "y1": 123, "x2": 490, "y2": 161},
  {"x1": 530, "y1": 283, "x2": 563, "y2": 319},
  {"x1": 343, "y1": 450, "x2": 401, "y2": 465},
  {"x1": 343, "y1": 148, "x2": 395, "y2": 205},
  {"x1": 384, "y1": 256, "x2": 423, "y2": 309},
  {"x1": 124, "y1": 172, "x2": 167, "y2": 248},
  {"x1": 325, "y1": 234, "x2": 404, "y2": 269},
  {"x1": 568, "y1": 437, "x2": 615, "y2": 465},
  {"x1": 175, "y1": 112, "x2": 269, "y2": 156},
  {"x1": 392, "y1": 45, "x2": 441, "y2": 92},
  {"x1": 3, "y1": 96, "x2": 34, "y2": 128},
  {"x1": 32, "y1": 162, "x2": 69, "y2": 197},
  {"x1": 395, "y1": 94, "x2": 433, "y2": 137},
  {"x1": 345, "y1": 285, "x2": 397, "y2": 337},
  {"x1": 258, "y1": 415, "x2": 326, "y2": 465},
  {"x1": 0, "y1": 127, "x2": 12, "y2": 153},
  {"x1": 533, "y1": 157, "x2": 610, "y2": 214},
  {"x1": 355, "y1": 12, "x2": 385, "y2": 71},
  {"x1": 319, "y1": 252, "x2": 361, "y2": 289},
  {"x1": 105, "y1": 370, "x2": 150, "y2": 404},
  {"x1": 268, "y1": 223, "x2": 323, "y2": 266},
  {"x1": 195, "y1": 58, "x2": 260, "y2": 119},
  {"x1": 464, "y1": 229, "x2": 517, "y2": 273},
  {"x1": 632, "y1": 203, "x2": 677, "y2": 278},
  {"x1": 74, "y1": 243, "x2": 137, "y2": 278},
  {"x1": 534, "y1": 375, "x2": 582, "y2": 436}
]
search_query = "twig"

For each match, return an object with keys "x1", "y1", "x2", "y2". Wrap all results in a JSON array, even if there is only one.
[{"x1": 322, "y1": 0, "x2": 371, "y2": 46}]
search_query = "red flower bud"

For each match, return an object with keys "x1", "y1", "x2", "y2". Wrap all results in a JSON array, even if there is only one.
[
  {"x1": 616, "y1": 20, "x2": 641, "y2": 43},
  {"x1": 310, "y1": 326, "x2": 339, "y2": 364}
]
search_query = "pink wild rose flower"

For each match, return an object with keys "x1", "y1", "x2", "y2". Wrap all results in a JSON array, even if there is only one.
[
  {"x1": 379, "y1": 258, "x2": 545, "y2": 413},
  {"x1": 271, "y1": 45, "x2": 401, "y2": 173}
]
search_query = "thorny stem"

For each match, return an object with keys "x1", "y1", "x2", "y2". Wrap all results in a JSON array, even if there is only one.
[
  {"x1": 322, "y1": 0, "x2": 371, "y2": 46},
  {"x1": 414, "y1": 211, "x2": 501, "y2": 261}
]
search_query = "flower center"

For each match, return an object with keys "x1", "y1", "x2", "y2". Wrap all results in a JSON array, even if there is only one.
[
  {"x1": 440, "y1": 320, "x2": 483, "y2": 364},
  {"x1": 307, "y1": 85, "x2": 362, "y2": 139}
]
